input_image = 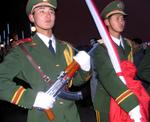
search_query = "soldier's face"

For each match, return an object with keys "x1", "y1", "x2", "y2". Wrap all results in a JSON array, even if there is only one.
[
  {"x1": 105, "y1": 14, "x2": 125, "y2": 33},
  {"x1": 29, "y1": 6, "x2": 55, "y2": 31}
]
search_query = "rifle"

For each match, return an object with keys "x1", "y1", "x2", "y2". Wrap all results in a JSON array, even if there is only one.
[
  {"x1": 44, "y1": 39, "x2": 99, "y2": 120},
  {"x1": 18, "y1": 38, "x2": 99, "y2": 121}
]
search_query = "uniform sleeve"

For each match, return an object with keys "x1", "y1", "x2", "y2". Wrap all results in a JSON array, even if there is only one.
[
  {"x1": 93, "y1": 45, "x2": 139, "y2": 112},
  {"x1": 0, "y1": 47, "x2": 37, "y2": 109}
]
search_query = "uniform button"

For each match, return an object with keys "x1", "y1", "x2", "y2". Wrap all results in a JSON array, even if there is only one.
[
  {"x1": 59, "y1": 101, "x2": 64, "y2": 104},
  {"x1": 56, "y1": 64, "x2": 60, "y2": 67}
]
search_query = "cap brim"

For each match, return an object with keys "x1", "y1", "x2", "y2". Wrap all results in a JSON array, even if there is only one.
[
  {"x1": 106, "y1": 10, "x2": 127, "y2": 18},
  {"x1": 31, "y1": 2, "x2": 56, "y2": 13}
]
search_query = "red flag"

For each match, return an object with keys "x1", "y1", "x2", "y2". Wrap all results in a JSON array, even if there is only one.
[{"x1": 109, "y1": 60, "x2": 150, "y2": 122}]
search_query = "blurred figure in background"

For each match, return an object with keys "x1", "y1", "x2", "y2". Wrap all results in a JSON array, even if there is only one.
[
  {"x1": 137, "y1": 45, "x2": 150, "y2": 95},
  {"x1": 131, "y1": 38, "x2": 145, "y2": 68}
]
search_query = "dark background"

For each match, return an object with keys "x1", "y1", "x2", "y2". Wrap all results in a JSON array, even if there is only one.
[{"x1": 0, "y1": 0, "x2": 150, "y2": 47}]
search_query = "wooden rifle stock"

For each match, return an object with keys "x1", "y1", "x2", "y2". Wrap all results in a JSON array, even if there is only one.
[
  {"x1": 65, "y1": 60, "x2": 78, "y2": 73},
  {"x1": 44, "y1": 109, "x2": 55, "y2": 121},
  {"x1": 65, "y1": 60, "x2": 80, "y2": 78}
]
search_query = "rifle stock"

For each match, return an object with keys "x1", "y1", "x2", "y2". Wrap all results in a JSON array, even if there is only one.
[
  {"x1": 65, "y1": 60, "x2": 78, "y2": 73},
  {"x1": 44, "y1": 109, "x2": 55, "y2": 121},
  {"x1": 65, "y1": 60, "x2": 80, "y2": 78}
]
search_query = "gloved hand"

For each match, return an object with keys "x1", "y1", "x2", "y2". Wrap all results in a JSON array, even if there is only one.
[
  {"x1": 33, "y1": 91, "x2": 55, "y2": 109},
  {"x1": 129, "y1": 105, "x2": 142, "y2": 122},
  {"x1": 73, "y1": 51, "x2": 91, "y2": 71}
]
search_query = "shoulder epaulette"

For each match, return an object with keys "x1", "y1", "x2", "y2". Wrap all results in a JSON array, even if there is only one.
[
  {"x1": 59, "y1": 40, "x2": 74, "y2": 50},
  {"x1": 12, "y1": 38, "x2": 32, "y2": 47},
  {"x1": 60, "y1": 40, "x2": 71, "y2": 46},
  {"x1": 123, "y1": 37, "x2": 132, "y2": 46},
  {"x1": 97, "y1": 39, "x2": 104, "y2": 44}
]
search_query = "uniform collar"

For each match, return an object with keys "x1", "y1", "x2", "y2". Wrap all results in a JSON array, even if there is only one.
[
  {"x1": 111, "y1": 35, "x2": 124, "y2": 48},
  {"x1": 36, "y1": 32, "x2": 56, "y2": 51}
]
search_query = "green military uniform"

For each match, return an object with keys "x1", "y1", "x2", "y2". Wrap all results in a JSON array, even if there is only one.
[
  {"x1": 91, "y1": 1, "x2": 139, "y2": 122},
  {"x1": 137, "y1": 47, "x2": 150, "y2": 95},
  {"x1": 0, "y1": 0, "x2": 90, "y2": 121},
  {"x1": 0, "y1": 34, "x2": 89, "y2": 122},
  {"x1": 92, "y1": 38, "x2": 139, "y2": 122}
]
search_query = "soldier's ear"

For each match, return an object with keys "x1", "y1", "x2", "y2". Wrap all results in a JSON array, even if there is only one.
[
  {"x1": 28, "y1": 14, "x2": 34, "y2": 23},
  {"x1": 104, "y1": 19, "x2": 109, "y2": 26}
]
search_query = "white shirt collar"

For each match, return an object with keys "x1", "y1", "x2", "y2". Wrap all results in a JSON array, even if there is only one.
[
  {"x1": 36, "y1": 32, "x2": 56, "y2": 51},
  {"x1": 111, "y1": 35, "x2": 124, "y2": 48}
]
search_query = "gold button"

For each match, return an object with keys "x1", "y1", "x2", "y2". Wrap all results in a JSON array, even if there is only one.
[
  {"x1": 56, "y1": 64, "x2": 60, "y2": 67},
  {"x1": 59, "y1": 101, "x2": 64, "y2": 104}
]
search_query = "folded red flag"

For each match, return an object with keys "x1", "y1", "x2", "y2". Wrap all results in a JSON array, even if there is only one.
[{"x1": 109, "y1": 60, "x2": 150, "y2": 122}]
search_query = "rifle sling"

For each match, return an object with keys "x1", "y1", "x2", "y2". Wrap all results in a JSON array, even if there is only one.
[
  {"x1": 19, "y1": 44, "x2": 83, "y2": 100},
  {"x1": 19, "y1": 44, "x2": 52, "y2": 84}
]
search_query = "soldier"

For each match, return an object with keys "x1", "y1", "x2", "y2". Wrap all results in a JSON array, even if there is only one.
[
  {"x1": 91, "y1": 0, "x2": 142, "y2": 122},
  {"x1": 0, "y1": 0, "x2": 91, "y2": 122}
]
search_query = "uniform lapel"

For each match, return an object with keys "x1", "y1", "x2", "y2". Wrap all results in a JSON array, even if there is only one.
[
  {"x1": 117, "y1": 38, "x2": 131, "y2": 60},
  {"x1": 29, "y1": 35, "x2": 67, "y2": 81}
]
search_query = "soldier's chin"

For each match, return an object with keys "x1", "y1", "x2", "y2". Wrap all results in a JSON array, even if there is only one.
[{"x1": 119, "y1": 29, "x2": 124, "y2": 33}]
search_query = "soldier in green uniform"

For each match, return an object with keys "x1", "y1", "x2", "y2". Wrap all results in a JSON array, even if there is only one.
[
  {"x1": 0, "y1": 0, "x2": 91, "y2": 122},
  {"x1": 91, "y1": 1, "x2": 142, "y2": 122}
]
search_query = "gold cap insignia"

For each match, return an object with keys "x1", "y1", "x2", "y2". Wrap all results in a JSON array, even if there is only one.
[{"x1": 117, "y1": 2, "x2": 124, "y2": 9}]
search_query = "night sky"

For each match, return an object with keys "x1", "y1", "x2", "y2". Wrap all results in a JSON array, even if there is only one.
[{"x1": 0, "y1": 0, "x2": 150, "y2": 47}]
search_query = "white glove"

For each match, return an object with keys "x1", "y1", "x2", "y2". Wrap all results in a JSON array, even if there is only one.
[
  {"x1": 33, "y1": 91, "x2": 55, "y2": 109},
  {"x1": 73, "y1": 51, "x2": 91, "y2": 71},
  {"x1": 129, "y1": 105, "x2": 142, "y2": 122}
]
